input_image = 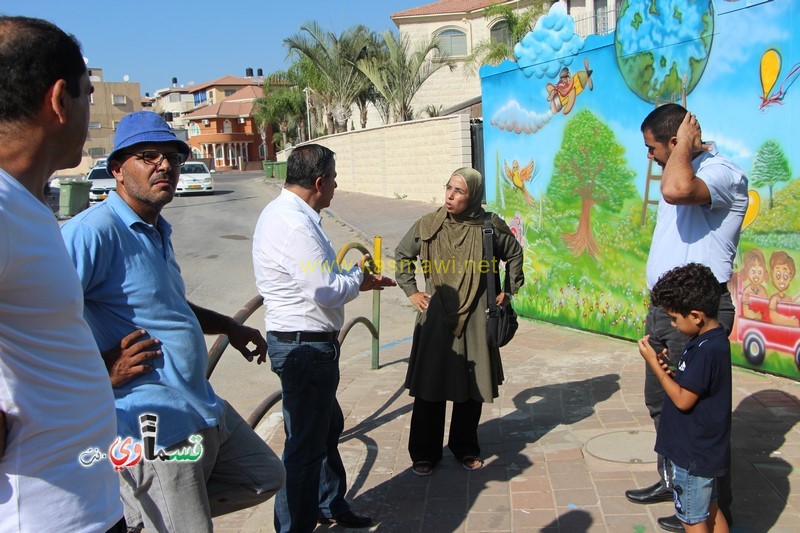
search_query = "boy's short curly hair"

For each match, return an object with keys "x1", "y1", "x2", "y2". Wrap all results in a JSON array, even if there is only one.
[{"x1": 650, "y1": 262, "x2": 721, "y2": 318}]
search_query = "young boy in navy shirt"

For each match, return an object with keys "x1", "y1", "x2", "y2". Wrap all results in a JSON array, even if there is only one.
[{"x1": 638, "y1": 263, "x2": 731, "y2": 533}]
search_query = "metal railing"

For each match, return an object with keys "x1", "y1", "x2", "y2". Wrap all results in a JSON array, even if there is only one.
[{"x1": 206, "y1": 237, "x2": 383, "y2": 429}]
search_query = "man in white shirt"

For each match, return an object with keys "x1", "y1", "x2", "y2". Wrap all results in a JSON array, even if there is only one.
[
  {"x1": 0, "y1": 16, "x2": 124, "y2": 532},
  {"x1": 253, "y1": 144, "x2": 395, "y2": 532},
  {"x1": 625, "y1": 104, "x2": 748, "y2": 532}
]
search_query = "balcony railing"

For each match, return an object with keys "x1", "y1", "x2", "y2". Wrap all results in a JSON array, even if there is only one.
[{"x1": 572, "y1": 4, "x2": 620, "y2": 38}]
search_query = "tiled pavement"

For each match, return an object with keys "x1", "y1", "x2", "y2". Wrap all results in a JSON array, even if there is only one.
[{"x1": 214, "y1": 184, "x2": 800, "y2": 532}]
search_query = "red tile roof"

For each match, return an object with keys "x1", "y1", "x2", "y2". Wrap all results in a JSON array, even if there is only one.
[
  {"x1": 392, "y1": 0, "x2": 513, "y2": 18},
  {"x1": 188, "y1": 75, "x2": 263, "y2": 94},
  {"x1": 183, "y1": 85, "x2": 262, "y2": 119}
]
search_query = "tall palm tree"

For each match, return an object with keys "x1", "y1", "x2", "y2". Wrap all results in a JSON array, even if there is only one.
[
  {"x1": 463, "y1": 1, "x2": 551, "y2": 74},
  {"x1": 357, "y1": 30, "x2": 453, "y2": 122},
  {"x1": 254, "y1": 72, "x2": 305, "y2": 150},
  {"x1": 285, "y1": 22, "x2": 373, "y2": 134}
]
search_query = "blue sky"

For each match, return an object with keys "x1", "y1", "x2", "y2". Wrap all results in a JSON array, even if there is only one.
[{"x1": 3, "y1": 0, "x2": 423, "y2": 95}]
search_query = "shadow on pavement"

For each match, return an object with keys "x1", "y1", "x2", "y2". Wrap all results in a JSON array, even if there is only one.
[
  {"x1": 345, "y1": 374, "x2": 620, "y2": 531},
  {"x1": 729, "y1": 389, "x2": 800, "y2": 532}
]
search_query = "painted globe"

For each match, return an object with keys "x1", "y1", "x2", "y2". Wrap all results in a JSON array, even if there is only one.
[{"x1": 614, "y1": 0, "x2": 714, "y2": 104}]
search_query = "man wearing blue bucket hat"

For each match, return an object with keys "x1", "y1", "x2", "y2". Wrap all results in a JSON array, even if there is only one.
[{"x1": 61, "y1": 111, "x2": 285, "y2": 532}]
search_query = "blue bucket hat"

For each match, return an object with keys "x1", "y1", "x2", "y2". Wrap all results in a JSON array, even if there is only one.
[{"x1": 106, "y1": 111, "x2": 191, "y2": 177}]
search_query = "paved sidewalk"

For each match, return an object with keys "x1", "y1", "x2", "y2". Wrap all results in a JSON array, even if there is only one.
[{"x1": 215, "y1": 187, "x2": 800, "y2": 532}]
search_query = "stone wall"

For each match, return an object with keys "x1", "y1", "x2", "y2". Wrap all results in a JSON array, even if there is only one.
[{"x1": 285, "y1": 114, "x2": 472, "y2": 204}]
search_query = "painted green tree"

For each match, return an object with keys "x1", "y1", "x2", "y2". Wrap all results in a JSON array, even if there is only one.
[
  {"x1": 546, "y1": 109, "x2": 637, "y2": 258},
  {"x1": 750, "y1": 139, "x2": 791, "y2": 209}
]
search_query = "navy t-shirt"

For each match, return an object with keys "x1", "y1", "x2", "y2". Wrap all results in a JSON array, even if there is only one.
[{"x1": 655, "y1": 326, "x2": 732, "y2": 478}]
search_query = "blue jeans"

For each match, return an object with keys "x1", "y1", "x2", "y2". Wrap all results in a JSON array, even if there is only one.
[
  {"x1": 668, "y1": 461, "x2": 718, "y2": 525},
  {"x1": 267, "y1": 333, "x2": 348, "y2": 533}
]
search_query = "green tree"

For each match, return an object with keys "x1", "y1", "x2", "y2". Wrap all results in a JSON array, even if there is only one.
[
  {"x1": 357, "y1": 30, "x2": 453, "y2": 122},
  {"x1": 463, "y1": 1, "x2": 551, "y2": 74},
  {"x1": 285, "y1": 22, "x2": 373, "y2": 134},
  {"x1": 546, "y1": 109, "x2": 637, "y2": 258},
  {"x1": 255, "y1": 71, "x2": 306, "y2": 151},
  {"x1": 750, "y1": 139, "x2": 792, "y2": 209}
]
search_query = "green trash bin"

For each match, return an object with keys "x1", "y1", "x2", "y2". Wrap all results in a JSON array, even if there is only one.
[
  {"x1": 263, "y1": 161, "x2": 275, "y2": 179},
  {"x1": 59, "y1": 179, "x2": 91, "y2": 217},
  {"x1": 274, "y1": 161, "x2": 287, "y2": 181}
]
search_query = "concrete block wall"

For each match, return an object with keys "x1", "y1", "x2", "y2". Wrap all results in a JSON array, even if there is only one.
[{"x1": 292, "y1": 114, "x2": 472, "y2": 204}]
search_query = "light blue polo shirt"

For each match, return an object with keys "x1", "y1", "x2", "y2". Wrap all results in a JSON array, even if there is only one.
[
  {"x1": 646, "y1": 142, "x2": 749, "y2": 289},
  {"x1": 61, "y1": 192, "x2": 222, "y2": 449}
]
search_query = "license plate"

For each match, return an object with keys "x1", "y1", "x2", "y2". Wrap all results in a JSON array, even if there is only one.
[{"x1": 188, "y1": 185, "x2": 202, "y2": 189}]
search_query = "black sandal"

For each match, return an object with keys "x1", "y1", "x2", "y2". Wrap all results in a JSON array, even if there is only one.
[
  {"x1": 462, "y1": 456, "x2": 484, "y2": 471},
  {"x1": 411, "y1": 461, "x2": 433, "y2": 476}
]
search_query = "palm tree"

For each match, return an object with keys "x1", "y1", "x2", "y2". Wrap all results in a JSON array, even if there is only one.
[
  {"x1": 463, "y1": 1, "x2": 551, "y2": 75},
  {"x1": 285, "y1": 22, "x2": 373, "y2": 134},
  {"x1": 255, "y1": 73, "x2": 305, "y2": 150},
  {"x1": 357, "y1": 30, "x2": 453, "y2": 122}
]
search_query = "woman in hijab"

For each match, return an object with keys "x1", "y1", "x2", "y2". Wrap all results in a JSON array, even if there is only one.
[{"x1": 395, "y1": 167, "x2": 524, "y2": 476}]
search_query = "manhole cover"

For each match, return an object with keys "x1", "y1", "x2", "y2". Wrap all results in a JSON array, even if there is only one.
[{"x1": 584, "y1": 430, "x2": 657, "y2": 464}]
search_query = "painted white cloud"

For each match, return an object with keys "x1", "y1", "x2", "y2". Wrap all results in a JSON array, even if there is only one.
[
  {"x1": 491, "y1": 100, "x2": 554, "y2": 134},
  {"x1": 706, "y1": 131, "x2": 753, "y2": 160},
  {"x1": 514, "y1": 2, "x2": 585, "y2": 79}
]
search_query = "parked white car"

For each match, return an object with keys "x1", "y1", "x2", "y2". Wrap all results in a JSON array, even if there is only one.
[
  {"x1": 86, "y1": 167, "x2": 117, "y2": 204},
  {"x1": 176, "y1": 162, "x2": 215, "y2": 195}
]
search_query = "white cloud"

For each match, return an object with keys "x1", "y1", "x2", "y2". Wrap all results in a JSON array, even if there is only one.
[{"x1": 491, "y1": 100, "x2": 554, "y2": 134}]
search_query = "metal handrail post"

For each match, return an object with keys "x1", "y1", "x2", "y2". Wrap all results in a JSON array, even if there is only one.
[{"x1": 371, "y1": 236, "x2": 381, "y2": 370}]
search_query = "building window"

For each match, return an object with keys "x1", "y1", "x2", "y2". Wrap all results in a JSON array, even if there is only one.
[
  {"x1": 88, "y1": 147, "x2": 106, "y2": 157},
  {"x1": 88, "y1": 122, "x2": 102, "y2": 129},
  {"x1": 89, "y1": 93, "x2": 94, "y2": 105},
  {"x1": 189, "y1": 123, "x2": 200, "y2": 137},
  {"x1": 112, "y1": 121, "x2": 119, "y2": 130},
  {"x1": 215, "y1": 145, "x2": 223, "y2": 159},
  {"x1": 490, "y1": 21, "x2": 512, "y2": 46},
  {"x1": 194, "y1": 92, "x2": 207, "y2": 106},
  {"x1": 168, "y1": 93, "x2": 181, "y2": 103},
  {"x1": 112, "y1": 94, "x2": 127, "y2": 105},
  {"x1": 224, "y1": 89, "x2": 236, "y2": 97},
  {"x1": 207, "y1": 91, "x2": 214, "y2": 104},
  {"x1": 223, "y1": 119, "x2": 232, "y2": 134},
  {"x1": 435, "y1": 29, "x2": 467, "y2": 57}
]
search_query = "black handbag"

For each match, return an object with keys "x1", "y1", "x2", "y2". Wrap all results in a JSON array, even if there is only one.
[{"x1": 482, "y1": 213, "x2": 518, "y2": 348}]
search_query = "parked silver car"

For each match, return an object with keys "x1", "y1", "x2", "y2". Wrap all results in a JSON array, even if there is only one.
[{"x1": 176, "y1": 162, "x2": 215, "y2": 195}]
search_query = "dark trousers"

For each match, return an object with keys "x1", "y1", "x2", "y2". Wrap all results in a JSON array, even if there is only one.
[
  {"x1": 267, "y1": 334, "x2": 348, "y2": 533},
  {"x1": 643, "y1": 291, "x2": 734, "y2": 522},
  {"x1": 408, "y1": 397, "x2": 482, "y2": 464}
]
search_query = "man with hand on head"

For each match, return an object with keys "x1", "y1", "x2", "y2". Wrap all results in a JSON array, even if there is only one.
[
  {"x1": 61, "y1": 111, "x2": 285, "y2": 533},
  {"x1": 253, "y1": 144, "x2": 396, "y2": 532}
]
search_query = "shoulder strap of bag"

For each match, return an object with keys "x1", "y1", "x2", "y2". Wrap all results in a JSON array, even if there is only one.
[{"x1": 483, "y1": 213, "x2": 498, "y2": 304}]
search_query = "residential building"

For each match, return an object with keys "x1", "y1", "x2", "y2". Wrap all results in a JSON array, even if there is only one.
[
  {"x1": 151, "y1": 81, "x2": 195, "y2": 129},
  {"x1": 83, "y1": 67, "x2": 142, "y2": 168},
  {"x1": 391, "y1": 0, "x2": 558, "y2": 120},
  {"x1": 567, "y1": 0, "x2": 623, "y2": 37},
  {"x1": 184, "y1": 84, "x2": 275, "y2": 170}
]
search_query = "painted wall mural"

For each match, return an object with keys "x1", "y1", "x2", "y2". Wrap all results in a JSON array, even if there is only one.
[{"x1": 480, "y1": 0, "x2": 800, "y2": 379}]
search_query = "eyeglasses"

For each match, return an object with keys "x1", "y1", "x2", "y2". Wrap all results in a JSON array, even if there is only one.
[
  {"x1": 444, "y1": 184, "x2": 467, "y2": 197},
  {"x1": 121, "y1": 151, "x2": 187, "y2": 167}
]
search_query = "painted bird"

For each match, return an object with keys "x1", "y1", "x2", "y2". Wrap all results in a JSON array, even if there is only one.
[{"x1": 503, "y1": 159, "x2": 536, "y2": 207}]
